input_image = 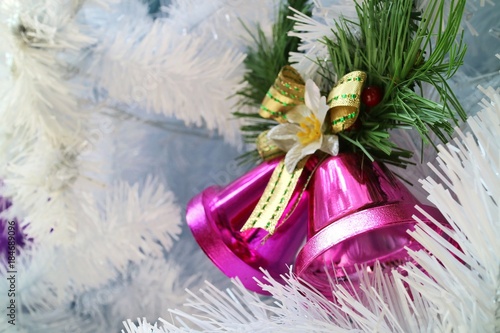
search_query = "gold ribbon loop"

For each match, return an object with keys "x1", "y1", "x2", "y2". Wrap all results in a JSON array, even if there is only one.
[
  {"x1": 259, "y1": 66, "x2": 306, "y2": 123},
  {"x1": 327, "y1": 71, "x2": 366, "y2": 133}
]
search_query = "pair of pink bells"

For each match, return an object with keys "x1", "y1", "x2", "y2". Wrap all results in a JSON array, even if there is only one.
[{"x1": 186, "y1": 153, "x2": 446, "y2": 297}]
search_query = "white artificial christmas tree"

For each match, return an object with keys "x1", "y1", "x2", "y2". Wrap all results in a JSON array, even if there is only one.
[{"x1": 0, "y1": 0, "x2": 498, "y2": 332}]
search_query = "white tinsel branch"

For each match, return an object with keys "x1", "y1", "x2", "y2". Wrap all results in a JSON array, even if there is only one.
[
  {"x1": 0, "y1": 0, "x2": 102, "y2": 245},
  {"x1": 288, "y1": 1, "x2": 358, "y2": 82},
  {"x1": 0, "y1": 0, "x2": 94, "y2": 145},
  {"x1": 0, "y1": 176, "x2": 182, "y2": 312},
  {"x1": 87, "y1": 0, "x2": 278, "y2": 147},
  {"x1": 401, "y1": 85, "x2": 499, "y2": 332}
]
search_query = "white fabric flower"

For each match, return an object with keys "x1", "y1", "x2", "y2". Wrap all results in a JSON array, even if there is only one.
[{"x1": 268, "y1": 79, "x2": 339, "y2": 173}]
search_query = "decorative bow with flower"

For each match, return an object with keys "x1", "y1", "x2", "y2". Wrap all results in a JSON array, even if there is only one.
[
  {"x1": 267, "y1": 79, "x2": 339, "y2": 173},
  {"x1": 240, "y1": 66, "x2": 366, "y2": 234}
]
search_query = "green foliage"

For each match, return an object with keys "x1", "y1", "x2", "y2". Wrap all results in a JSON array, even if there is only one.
[
  {"x1": 322, "y1": 0, "x2": 467, "y2": 165},
  {"x1": 235, "y1": 0, "x2": 311, "y2": 147},
  {"x1": 238, "y1": 0, "x2": 311, "y2": 108},
  {"x1": 235, "y1": 0, "x2": 466, "y2": 168}
]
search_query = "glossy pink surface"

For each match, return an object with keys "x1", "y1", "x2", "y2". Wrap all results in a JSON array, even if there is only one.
[
  {"x1": 186, "y1": 158, "x2": 309, "y2": 294},
  {"x1": 294, "y1": 153, "x2": 447, "y2": 297}
]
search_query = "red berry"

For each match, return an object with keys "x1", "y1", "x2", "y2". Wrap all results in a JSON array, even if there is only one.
[{"x1": 361, "y1": 86, "x2": 383, "y2": 107}]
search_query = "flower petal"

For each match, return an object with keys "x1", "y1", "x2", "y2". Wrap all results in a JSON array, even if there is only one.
[
  {"x1": 284, "y1": 144, "x2": 306, "y2": 173},
  {"x1": 268, "y1": 123, "x2": 299, "y2": 140},
  {"x1": 304, "y1": 79, "x2": 321, "y2": 112},
  {"x1": 301, "y1": 139, "x2": 321, "y2": 156},
  {"x1": 316, "y1": 96, "x2": 330, "y2": 125},
  {"x1": 268, "y1": 124, "x2": 299, "y2": 151},
  {"x1": 320, "y1": 134, "x2": 339, "y2": 156},
  {"x1": 286, "y1": 105, "x2": 310, "y2": 124}
]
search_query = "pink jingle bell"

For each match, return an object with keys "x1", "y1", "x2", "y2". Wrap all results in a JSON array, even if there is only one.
[
  {"x1": 186, "y1": 158, "x2": 311, "y2": 294},
  {"x1": 294, "y1": 153, "x2": 448, "y2": 297}
]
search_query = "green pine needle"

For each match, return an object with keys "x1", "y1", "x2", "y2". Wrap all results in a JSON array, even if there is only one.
[
  {"x1": 234, "y1": 0, "x2": 311, "y2": 156},
  {"x1": 235, "y1": 0, "x2": 466, "y2": 168},
  {"x1": 237, "y1": 0, "x2": 311, "y2": 109},
  {"x1": 321, "y1": 0, "x2": 467, "y2": 166}
]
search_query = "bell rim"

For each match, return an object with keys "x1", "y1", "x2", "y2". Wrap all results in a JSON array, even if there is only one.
[
  {"x1": 186, "y1": 186, "x2": 275, "y2": 295},
  {"x1": 294, "y1": 203, "x2": 447, "y2": 295}
]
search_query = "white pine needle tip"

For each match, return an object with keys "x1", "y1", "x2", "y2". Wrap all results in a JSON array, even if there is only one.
[
  {"x1": 68, "y1": 256, "x2": 192, "y2": 332},
  {"x1": 123, "y1": 317, "x2": 167, "y2": 333},
  {"x1": 62, "y1": 176, "x2": 182, "y2": 289},
  {"x1": 404, "y1": 85, "x2": 499, "y2": 332},
  {"x1": 288, "y1": 1, "x2": 358, "y2": 81}
]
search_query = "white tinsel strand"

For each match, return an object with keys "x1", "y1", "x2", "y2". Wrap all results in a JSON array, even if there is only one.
[
  {"x1": 1, "y1": 139, "x2": 93, "y2": 244},
  {"x1": 162, "y1": 0, "x2": 277, "y2": 48},
  {"x1": 123, "y1": 279, "x2": 274, "y2": 333},
  {"x1": 123, "y1": 266, "x2": 442, "y2": 332},
  {"x1": 0, "y1": 0, "x2": 94, "y2": 145},
  {"x1": 55, "y1": 176, "x2": 181, "y2": 290},
  {"x1": 120, "y1": 237, "x2": 239, "y2": 332},
  {"x1": 66, "y1": 256, "x2": 195, "y2": 331},
  {"x1": 123, "y1": 318, "x2": 167, "y2": 333},
  {"x1": 400, "y1": 85, "x2": 499, "y2": 332},
  {"x1": 288, "y1": 0, "x2": 358, "y2": 82},
  {"x1": 1, "y1": 110, "x2": 121, "y2": 246}
]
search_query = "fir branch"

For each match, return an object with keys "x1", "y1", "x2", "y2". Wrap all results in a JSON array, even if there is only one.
[
  {"x1": 321, "y1": 0, "x2": 467, "y2": 167},
  {"x1": 234, "y1": 0, "x2": 312, "y2": 149},
  {"x1": 237, "y1": 0, "x2": 312, "y2": 108}
]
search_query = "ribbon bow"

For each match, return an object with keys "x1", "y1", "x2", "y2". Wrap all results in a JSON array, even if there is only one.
[
  {"x1": 259, "y1": 66, "x2": 367, "y2": 135},
  {"x1": 241, "y1": 66, "x2": 366, "y2": 235}
]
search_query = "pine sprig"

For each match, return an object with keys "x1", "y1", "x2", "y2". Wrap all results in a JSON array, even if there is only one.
[
  {"x1": 238, "y1": 0, "x2": 311, "y2": 108},
  {"x1": 235, "y1": 0, "x2": 311, "y2": 146},
  {"x1": 322, "y1": 0, "x2": 467, "y2": 166}
]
